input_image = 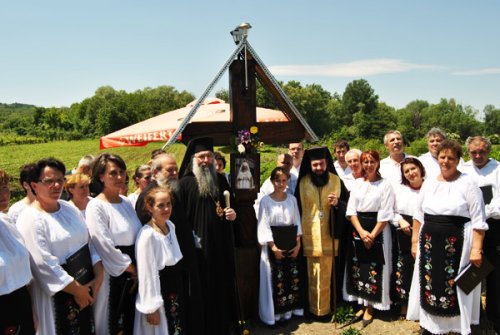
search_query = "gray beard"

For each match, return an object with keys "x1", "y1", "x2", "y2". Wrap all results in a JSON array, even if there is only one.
[
  {"x1": 156, "y1": 176, "x2": 179, "y2": 193},
  {"x1": 192, "y1": 158, "x2": 219, "y2": 198}
]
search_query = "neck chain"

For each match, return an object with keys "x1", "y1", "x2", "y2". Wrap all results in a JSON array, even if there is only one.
[
  {"x1": 318, "y1": 186, "x2": 324, "y2": 219},
  {"x1": 211, "y1": 195, "x2": 224, "y2": 218},
  {"x1": 151, "y1": 219, "x2": 169, "y2": 236}
]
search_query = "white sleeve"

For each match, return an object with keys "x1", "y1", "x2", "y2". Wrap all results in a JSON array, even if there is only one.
[
  {"x1": 413, "y1": 181, "x2": 427, "y2": 224},
  {"x1": 86, "y1": 201, "x2": 131, "y2": 276},
  {"x1": 257, "y1": 196, "x2": 274, "y2": 246},
  {"x1": 18, "y1": 214, "x2": 73, "y2": 296},
  {"x1": 346, "y1": 182, "x2": 359, "y2": 218},
  {"x1": 465, "y1": 179, "x2": 488, "y2": 230},
  {"x1": 135, "y1": 229, "x2": 163, "y2": 314},
  {"x1": 291, "y1": 195, "x2": 303, "y2": 236},
  {"x1": 377, "y1": 180, "x2": 395, "y2": 222}
]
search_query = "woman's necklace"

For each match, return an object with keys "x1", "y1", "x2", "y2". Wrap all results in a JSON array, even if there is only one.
[{"x1": 151, "y1": 219, "x2": 169, "y2": 235}]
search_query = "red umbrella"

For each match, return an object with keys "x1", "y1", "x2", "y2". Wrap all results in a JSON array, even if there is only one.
[{"x1": 99, "y1": 98, "x2": 289, "y2": 149}]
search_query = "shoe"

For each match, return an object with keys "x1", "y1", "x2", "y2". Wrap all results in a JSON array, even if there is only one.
[
  {"x1": 341, "y1": 314, "x2": 363, "y2": 328},
  {"x1": 362, "y1": 317, "x2": 373, "y2": 328}
]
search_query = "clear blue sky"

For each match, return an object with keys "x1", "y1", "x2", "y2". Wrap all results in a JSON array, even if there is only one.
[{"x1": 2, "y1": 0, "x2": 499, "y2": 114}]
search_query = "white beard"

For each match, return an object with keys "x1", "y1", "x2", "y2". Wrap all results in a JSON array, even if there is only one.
[{"x1": 192, "y1": 157, "x2": 219, "y2": 198}]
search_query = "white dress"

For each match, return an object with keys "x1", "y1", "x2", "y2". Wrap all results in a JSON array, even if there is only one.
[
  {"x1": 393, "y1": 183, "x2": 420, "y2": 225},
  {"x1": 16, "y1": 201, "x2": 100, "y2": 335},
  {"x1": 253, "y1": 174, "x2": 297, "y2": 215},
  {"x1": 86, "y1": 195, "x2": 142, "y2": 335},
  {"x1": 133, "y1": 221, "x2": 183, "y2": 335},
  {"x1": 128, "y1": 191, "x2": 140, "y2": 209},
  {"x1": 420, "y1": 152, "x2": 465, "y2": 181},
  {"x1": 7, "y1": 199, "x2": 28, "y2": 223},
  {"x1": 406, "y1": 174, "x2": 488, "y2": 335},
  {"x1": 343, "y1": 178, "x2": 395, "y2": 310},
  {"x1": 257, "y1": 194, "x2": 303, "y2": 325},
  {"x1": 380, "y1": 154, "x2": 412, "y2": 187},
  {"x1": 0, "y1": 213, "x2": 32, "y2": 296}
]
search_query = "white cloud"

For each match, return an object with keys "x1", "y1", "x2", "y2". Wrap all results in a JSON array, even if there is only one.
[
  {"x1": 269, "y1": 59, "x2": 440, "y2": 77},
  {"x1": 452, "y1": 68, "x2": 500, "y2": 76}
]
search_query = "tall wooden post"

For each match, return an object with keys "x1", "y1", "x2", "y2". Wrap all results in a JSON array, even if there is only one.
[{"x1": 229, "y1": 59, "x2": 260, "y2": 322}]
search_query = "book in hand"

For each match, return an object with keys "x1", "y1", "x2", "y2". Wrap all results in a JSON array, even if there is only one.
[
  {"x1": 271, "y1": 225, "x2": 298, "y2": 251},
  {"x1": 455, "y1": 257, "x2": 494, "y2": 295},
  {"x1": 63, "y1": 243, "x2": 95, "y2": 285}
]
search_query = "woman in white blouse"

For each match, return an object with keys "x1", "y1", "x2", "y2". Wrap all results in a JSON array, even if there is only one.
[
  {"x1": 391, "y1": 157, "x2": 425, "y2": 318},
  {"x1": 407, "y1": 140, "x2": 487, "y2": 335},
  {"x1": 65, "y1": 172, "x2": 91, "y2": 219},
  {"x1": 343, "y1": 150, "x2": 394, "y2": 327},
  {"x1": 86, "y1": 153, "x2": 142, "y2": 335},
  {"x1": 134, "y1": 185, "x2": 183, "y2": 335},
  {"x1": 257, "y1": 167, "x2": 303, "y2": 327},
  {"x1": 0, "y1": 169, "x2": 35, "y2": 334},
  {"x1": 128, "y1": 164, "x2": 152, "y2": 209},
  {"x1": 17, "y1": 158, "x2": 103, "y2": 335}
]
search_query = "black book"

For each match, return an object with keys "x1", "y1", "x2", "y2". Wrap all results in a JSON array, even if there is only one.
[
  {"x1": 63, "y1": 244, "x2": 94, "y2": 285},
  {"x1": 455, "y1": 257, "x2": 494, "y2": 295},
  {"x1": 271, "y1": 225, "x2": 298, "y2": 251}
]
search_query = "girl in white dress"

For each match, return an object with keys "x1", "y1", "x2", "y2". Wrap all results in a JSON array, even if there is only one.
[
  {"x1": 134, "y1": 185, "x2": 183, "y2": 335},
  {"x1": 17, "y1": 158, "x2": 103, "y2": 335},
  {"x1": 407, "y1": 140, "x2": 488, "y2": 335},
  {"x1": 86, "y1": 153, "x2": 142, "y2": 335},
  {"x1": 0, "y1": 169, "x2": 35, "y2": 334},
  {"x1": 391, "y1": 157, "x2": 425, "y2": 318},
  {"x1": 257, "y1": 167, "x2": 303, "y2": 327},
  {"x1": 343, "y1": 150, "x2": 394, "y2": 328}
]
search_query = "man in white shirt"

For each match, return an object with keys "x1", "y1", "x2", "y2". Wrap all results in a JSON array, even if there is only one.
[
  {"x1": 288, "y1": 142, "x2": 304, "y2": 179},
  {"x1": 380, "y1": 130, "x2": 410, "y2": 185},
  {"x1": 418, "y1": 128, "x2": 447, "y2": 180},
  {"x1": 461, "y1": 135, "x2": 500, "y2": 334},
  {"x1": 342, "y1": 149, "x2": 363, "y2": 191},
  {"x1": 332, "y1": 140, "x2": 352, "y2": 181}
]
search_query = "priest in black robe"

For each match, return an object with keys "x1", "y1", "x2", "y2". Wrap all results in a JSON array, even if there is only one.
[{"x1": 178, "y1": 136, "x2": 238, "y2": 335}]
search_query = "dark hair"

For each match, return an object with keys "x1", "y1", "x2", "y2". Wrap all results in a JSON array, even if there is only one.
[
  {"x1": 92, "y1": 153, "x2": 127, "y2": 189},
  {"x1": 133, "y1": 164, "x2": 151, "y2": 186},
  {"x1": 270, "y1": 166, "x2": 290, "y2": 181},
  {"x1": 360, "y1": 150, "x2": 381, "y2": 179},
  {"x1": 437, "y1": 140, "x2": 463, "y2": 160},
  {"x1": 214, "y1": 152, "x2": 226, "y2": 168},
  {"x1": 400, "y1": 157, "x2": 426, "y2": 186},
  {"x1": 334, "y1": 139, "x2": 350, "y2": 151},
  {"x1": 19, "y1": 163, "x2": 36, "y2": 194},
  {"x1": 29, "y1": 158, "x2": 66, "y2": 196},
  {"x1": 141, "y1": 185, "x2": 173, "y2": 221},
  {"x1": 151, "y1": 149, "x2": 166, "y2": 160}
]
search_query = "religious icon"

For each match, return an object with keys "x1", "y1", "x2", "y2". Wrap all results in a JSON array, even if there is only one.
[{"x1": 234, "y1": 158, "x2": 255, "y2": 190}]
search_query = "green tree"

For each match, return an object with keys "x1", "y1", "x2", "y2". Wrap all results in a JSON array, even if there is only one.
[{"x1": 483, "y1": 104, "x2": 500, "y2": 136}]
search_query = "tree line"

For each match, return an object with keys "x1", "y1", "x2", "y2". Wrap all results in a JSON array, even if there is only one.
[{"x1": 1, "y1": 79, "x2": 499, "y2": 145}]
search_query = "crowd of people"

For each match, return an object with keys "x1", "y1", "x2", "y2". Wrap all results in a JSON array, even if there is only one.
[{"x1": 0, "y1": 128, "x2": 499, "y2": 335}]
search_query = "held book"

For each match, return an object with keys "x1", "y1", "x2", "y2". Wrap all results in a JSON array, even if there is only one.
[
  {"x1": 271, "y1": 225, "x2": 298, "y2": 251},
  {"x1": 455, "y1": 257, "x2": 494, "y2": 295},
  {"x1": 63, "y1": 243, "x2": 94, "y2": 285}
]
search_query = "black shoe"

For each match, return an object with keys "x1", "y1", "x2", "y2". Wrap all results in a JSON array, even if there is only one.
[
  {"x1": 361, "y1": 317, "x2": 373, "y2": 328},
  {"x1": 341, "y1": 314, "x2": 363, "y2": 328}
]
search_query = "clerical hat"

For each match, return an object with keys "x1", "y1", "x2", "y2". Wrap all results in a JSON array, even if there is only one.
[{"x1": 179, "y1": 136, "x2": 214, "y2": 177}]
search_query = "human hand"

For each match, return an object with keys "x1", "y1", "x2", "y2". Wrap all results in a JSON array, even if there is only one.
[
  {"x1": 288, "y1": 242, "x2": 300, "y2": 258},
  {"x1": 470, "y1": 249, "x2": 483, "y2": 268},
  {"x1": 411, "y1": 242, "x2": 418, "y2": 259},
  {"x1": 327, "y1": 192, "x2": 338, "y2": 206},
  {"x1": 146, "y1": 310, "x2": 161, "y2": 325},
  {"x1": 73, "y1": 283, "x2": 94, "y2": 310},
  {"x1": 270, "y1": 244, "x2": 285, "y2": 260},
  {"x1": 224, "y1": 208, "x2": 237, "y2": 221},
  {"x1": 399, "y1": 219, "x2": 412, "y2": 236}
]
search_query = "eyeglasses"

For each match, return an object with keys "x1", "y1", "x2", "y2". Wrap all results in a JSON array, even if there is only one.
[{"x1": 38, "y1": 178, "x2": 66, "y2": 186}]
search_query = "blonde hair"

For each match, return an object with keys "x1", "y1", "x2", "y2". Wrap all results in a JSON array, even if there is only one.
[{"x1": 65, "y1": 172, "x2": 91, "y2": 189}]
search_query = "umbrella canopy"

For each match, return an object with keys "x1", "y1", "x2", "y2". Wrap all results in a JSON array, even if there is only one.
[{"x1": 99, "y1": 98, "x2": 290, "y2": 149}]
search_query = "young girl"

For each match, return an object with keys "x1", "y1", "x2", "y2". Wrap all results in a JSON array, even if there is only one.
[{"x1": 134, "y1": 185, "x2": 183, "y2": 335}]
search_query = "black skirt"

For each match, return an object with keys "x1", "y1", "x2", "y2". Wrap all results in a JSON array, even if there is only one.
[
  {"x1": 159, "y1": 265, "x2": 186, "y2": 335},
  {"x1": 0, "y1": 286, "x2": 35, "y2": 335},
  {"x1": 391, "y1": 214, "x2": 414, "y2": 304},
  {"x1": 346, "y1": 212, "x2": 385, "y2": 303},
  {"x1": 419, "y1": 214, "x2": 468, "y2": 317}
]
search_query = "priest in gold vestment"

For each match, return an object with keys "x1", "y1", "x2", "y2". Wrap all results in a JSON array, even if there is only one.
[{"x1": 295, "y1": 147, "x2": 349, "y2": 319}]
